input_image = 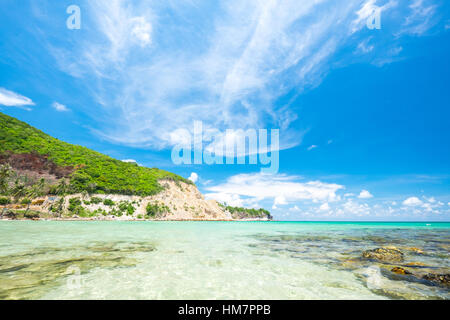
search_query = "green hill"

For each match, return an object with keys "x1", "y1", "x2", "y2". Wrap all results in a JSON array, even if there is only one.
[{"x1": 0, "y1": 112, "x2": 190, "y2": 196}]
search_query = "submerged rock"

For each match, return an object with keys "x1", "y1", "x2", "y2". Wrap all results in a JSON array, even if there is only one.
[
  {"x1": 0, "y1": 240, "x2": 156, "y2": 299},
  {"x1": 362, "y1": 247, "x2": 404, "y2": 263},
  {"x1": 405, "y1": 262, "x2": 427, "y2": 267},
  {"x1": 407, "y1": 247, "x2": 424, "y2": 255},
  {"x1": 422, "y1": 273, "x2": 450, "y2": 287},
  {"x1": 391, "y1": 267, "x2": 412, "y2": 275}
]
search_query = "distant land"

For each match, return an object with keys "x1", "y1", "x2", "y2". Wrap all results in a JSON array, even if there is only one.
[{"x1": 0, "y1": 112, "x2": 272, "y2": 221}]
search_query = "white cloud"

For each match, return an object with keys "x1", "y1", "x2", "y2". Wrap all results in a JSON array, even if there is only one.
[
  {"x1": 206, "y1": 192, "x2": 244, "y2": 207},
  {"x1": 0, "y1": 88, "x2": 34, "y2": 108},
  {"x1": 344, "y1": 193, "x2": 355, "y2": 197},
  {"x1": 47, "y1": 0, "x2": 440, "y2": 151},
  {"x1": 351, "y1": 0, "x2": 397, "y2": 33},
  {"x1": 188, "y1": 172, "x2": 198, "y2": 183},
  {"x1": 273, "y1": 195, "x2": 288, "y2": 209},
  {"x1": 52, "y1": 102, "x2": 70, "y2": 112},
  {"x1": 307, "y1": 145, "x2": 318, "y2": 151},
  {"x1": 342, "y1": 199, "x2": 370, "y2": 216},
  {"x1": 357, "y1": 38, "x2": 374, "y2": 54},
  {"x1": 401, "y1": 0, "x2": 437, "y2": 36},
  {"x1": 79, "y1": 0, "x2": 332, "y2": 150},
  {"x1": 203, "y1": 174, "x2": 450, "y2": 219},
  {"x1": 403, "y1": 197, "x2": 423, "y2": 206},
  {"x1": 122, "y1": 159, "x2": 138, "y2": 165},
  {"x1": 426, "y1": 196, "x2": 436, "y2": 203},
  {"x1": 87, "y1": 1, "x2": 153, "y2": 65},
  {"x1": 130, "y1": 17, "x2": 152, "y2": 47},
  {"x1": 372, "y1": 46, "x2": 404, "y2": 67},
  {"x1": 281, "y1": 196, "x2": 450, "y2": 220},
  {"x1": 358, "y1": 190, "x2": 373, "y2": 199},
  {"x1": 205, "y1": 173, "x2": 344, "y2": 207},
  {"x1": 421, "y1": 202, "x2": 433, "y2": 212}
]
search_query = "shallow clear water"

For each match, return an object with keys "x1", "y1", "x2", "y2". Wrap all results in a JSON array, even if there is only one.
[{"x1": 0, "y1": 221, "x2": 449, "y2": 300}]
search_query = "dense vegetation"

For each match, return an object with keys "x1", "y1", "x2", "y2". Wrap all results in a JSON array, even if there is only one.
[
  {"x1": 219, "y1": 203, "x2": 272, "y2": 220},
  {"x1": 0, "y1": 112, "x2": 190, "y2": 196},
  {"x1": 146, "y1": 201, "x2": 171, "y2": 218},
  {"x1": 61, "y1": 197, "x2": 139, "y2": 218}
]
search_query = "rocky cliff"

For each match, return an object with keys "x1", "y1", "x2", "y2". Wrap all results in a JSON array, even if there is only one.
[
  {"x1": 1, "y1": 179, "x2": 232, "y2": 220},
  {"x1": 0, "y1": 112, "x2": 272, "y2": 221}
]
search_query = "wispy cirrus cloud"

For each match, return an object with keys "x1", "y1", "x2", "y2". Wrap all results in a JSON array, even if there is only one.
[
  {"x1": 351, "y1": 0, "x2": 398, "y2": 33},
  {"x1": 45, "y1": 0, "x2": 443, "y2": 152},
  {"x1": 0, "y1": 88, "x2": 34, "y2": 109},
  {"x1": 400, "y1": 0, "x2": 438, "y2": 36}
]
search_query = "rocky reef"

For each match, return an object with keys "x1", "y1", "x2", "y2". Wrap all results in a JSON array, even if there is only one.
[
  {"x1": 362, "y1": 247, "x2": 449, "y2": 289},
  {"x1": 250, "y1": 230, "x2": 450, "y2": 299},
  {"x1": 0, "y1": 241, "x2": 156, "y2": 299},
  {"x1": 362, "y1": 247, "x2": 404, "y2": 263}
]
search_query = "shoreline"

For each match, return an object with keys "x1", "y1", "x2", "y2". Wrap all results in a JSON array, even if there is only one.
[
  {"x1": 2, "y1": 218, "x2": 448, "y2": 223},
  {"x1": 0, "y1": 217, "x2": 273, "y2": 222}
]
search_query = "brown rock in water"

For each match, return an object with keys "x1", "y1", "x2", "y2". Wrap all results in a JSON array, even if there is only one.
[
  {"x1": 391, "y1": 267, "x2": 411, "y2": 275},
  {"x1": 408, "y1": 247, "x2": 424, "y2": 254},
  {"x1": 362, "y1": 247, "x2": 404, "y2": 263},
  {"x1": 422, "y1": 273, "x2": 450, "y2": 286},
  {"x1": 405, "y1": 262, "x2": 426, "y2": 266}
]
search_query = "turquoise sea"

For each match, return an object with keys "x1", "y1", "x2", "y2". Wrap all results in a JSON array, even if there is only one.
[{"x1": 0, "y1": 221, "x2": 449, "y2": 300}]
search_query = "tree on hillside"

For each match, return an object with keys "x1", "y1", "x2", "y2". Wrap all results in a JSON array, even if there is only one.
[
  {"x1": 57, "y1": 179, "x2": 68, "y2": 196},
  {"x1": 0, "y1": 164, "x2": 13, "y2": 218},
  {"x1": 24, "y1": 179, "x2": 45, "y2": 214},
  {"x1": 12, "y1": 178, "x2": 27, "y2": 203},
  {"x1": 55, "y1": 179, "x2": 68, "y2": 218},
  {"x1": 0, "y1": 164, "x2": 13, "y2": 195}
]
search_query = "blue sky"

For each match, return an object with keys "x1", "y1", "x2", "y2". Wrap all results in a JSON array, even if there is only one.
[{"x1": 1, "y1": 0, "x2": 449, "y2": 220}]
